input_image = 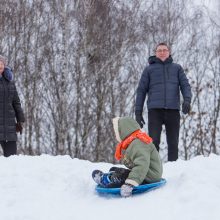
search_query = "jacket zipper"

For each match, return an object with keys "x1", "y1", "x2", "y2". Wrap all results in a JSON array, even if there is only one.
[{"x1": 163, "y1": 64, "x2": 167, "y2": 108}]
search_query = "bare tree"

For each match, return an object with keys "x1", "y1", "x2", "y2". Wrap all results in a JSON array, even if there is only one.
[{"x1": 1, "y1": 0, "x2": 220, "y2": 162}]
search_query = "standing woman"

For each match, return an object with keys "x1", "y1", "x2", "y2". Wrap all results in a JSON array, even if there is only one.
[{"x1": 0, "y1": 55, "x2": 25, "y2": 157}]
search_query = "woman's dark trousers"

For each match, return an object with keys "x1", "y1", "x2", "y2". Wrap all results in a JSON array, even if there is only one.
[{"x1": 0, "y1": 141, "x2": 17, "y2": 157}]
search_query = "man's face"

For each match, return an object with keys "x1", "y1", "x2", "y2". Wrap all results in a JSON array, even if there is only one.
[
  {"x1": 155, "y1": 45, "x2": 170, "y2": 61},
  {"x1": 0, "y1": 61, "x2": 4, "y2": 74}
]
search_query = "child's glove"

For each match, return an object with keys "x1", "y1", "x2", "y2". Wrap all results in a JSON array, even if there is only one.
[{"x1": 120, "y1": 183, "x2": 134, "y2": 198}]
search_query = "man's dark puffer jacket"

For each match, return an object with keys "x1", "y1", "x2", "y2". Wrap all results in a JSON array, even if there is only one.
[{"x1": 135, "y1": 56, "x2": 192, "y2": 111}]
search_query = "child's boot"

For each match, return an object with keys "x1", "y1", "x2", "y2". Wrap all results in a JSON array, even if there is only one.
[{"x1": 92, "y1": 170, "x2": 112, "y2": 187}]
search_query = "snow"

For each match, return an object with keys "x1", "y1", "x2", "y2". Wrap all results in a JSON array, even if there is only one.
[{"x1": 0, "y1": 154, "x2": 220, "y2": 220}]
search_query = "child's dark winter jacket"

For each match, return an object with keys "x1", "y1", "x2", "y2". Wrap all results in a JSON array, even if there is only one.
[{"x1": 113, "y1": 117, "x2": 163, "y2": 186}]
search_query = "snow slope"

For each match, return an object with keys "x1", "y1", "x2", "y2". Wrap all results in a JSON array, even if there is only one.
[{"x1": 0, "y1": 154, "x2": 219, "y2": 220}]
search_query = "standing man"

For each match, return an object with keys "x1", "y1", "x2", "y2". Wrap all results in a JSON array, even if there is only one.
[{"x1": 135, "y1": 43, "x2": 192, "y2": 161}]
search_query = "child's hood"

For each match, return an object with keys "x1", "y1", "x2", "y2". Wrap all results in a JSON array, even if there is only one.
[{"x1": 112, "y1": 117, "x2": 140, "y2": 142}]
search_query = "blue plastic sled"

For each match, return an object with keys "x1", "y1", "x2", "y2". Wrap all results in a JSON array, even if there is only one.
[{"x1": 95, "y1": 178, "x2": 166, "y2": 195}]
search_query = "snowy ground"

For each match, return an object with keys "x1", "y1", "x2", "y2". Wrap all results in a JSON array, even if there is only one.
[{"x1": 0, "y1": 154, "x2": 219, "y2": 220}]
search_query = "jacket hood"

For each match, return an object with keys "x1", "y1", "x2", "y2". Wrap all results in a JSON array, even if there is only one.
[
  {"x1": 3, "y1": 67, "x2": 13, "y2": 81},
  {"x1": 148, "y1": 55, "x2": 173, "y2": 65},
  {"x1": 112, "y1": 117, "x2": 140, "y2": 142}
]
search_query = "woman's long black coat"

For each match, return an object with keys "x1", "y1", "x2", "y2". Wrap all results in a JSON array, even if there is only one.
[{"x1": 0, "y1": 74, "x2": 25, "y2": 141}]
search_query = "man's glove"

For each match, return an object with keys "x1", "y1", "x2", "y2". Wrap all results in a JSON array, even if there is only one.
[
  {"x1": 182, "y1": 101, "x2": 191, "y2": 114},
  {"x1": 135, "y1": 110, "x2": 145, "y2": 128},
  {"x1": 16, "y1": 122, "x2": 23, "y2": 134},
  {"x1": 120, "y1": 183, "x2": 134, "y2": 198}
]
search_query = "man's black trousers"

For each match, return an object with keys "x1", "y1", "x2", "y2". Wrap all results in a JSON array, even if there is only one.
[{"x1": 148, "y1": 109, "x2": 180, "y2": 161}]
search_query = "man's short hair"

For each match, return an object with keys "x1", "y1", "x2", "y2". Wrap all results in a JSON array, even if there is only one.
[{"x1": 155, "y1": 42, "x2": 170, "y2": 51}]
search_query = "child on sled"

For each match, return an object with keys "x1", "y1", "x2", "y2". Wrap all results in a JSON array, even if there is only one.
[{"x1": 92, "y1": 116, "x2": 163, "y2": 197}]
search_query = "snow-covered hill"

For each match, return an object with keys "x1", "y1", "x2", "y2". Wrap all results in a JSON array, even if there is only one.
[{"x1": 0, "y1": 154, "x2": 219, "y2": 220}]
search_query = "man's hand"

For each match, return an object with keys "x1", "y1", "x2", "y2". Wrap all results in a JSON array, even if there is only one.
[
  {"x1": 135, "y1": 111, "x2": 145, "y2": 128},
  {"x1": 182, "y1": 101, "x2": 191, "y2": 114}
]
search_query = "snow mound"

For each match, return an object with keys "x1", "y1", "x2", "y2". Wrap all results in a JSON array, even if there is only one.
[{"x1": 0, "y1": 154, "x2": 219, "y2": 220}]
